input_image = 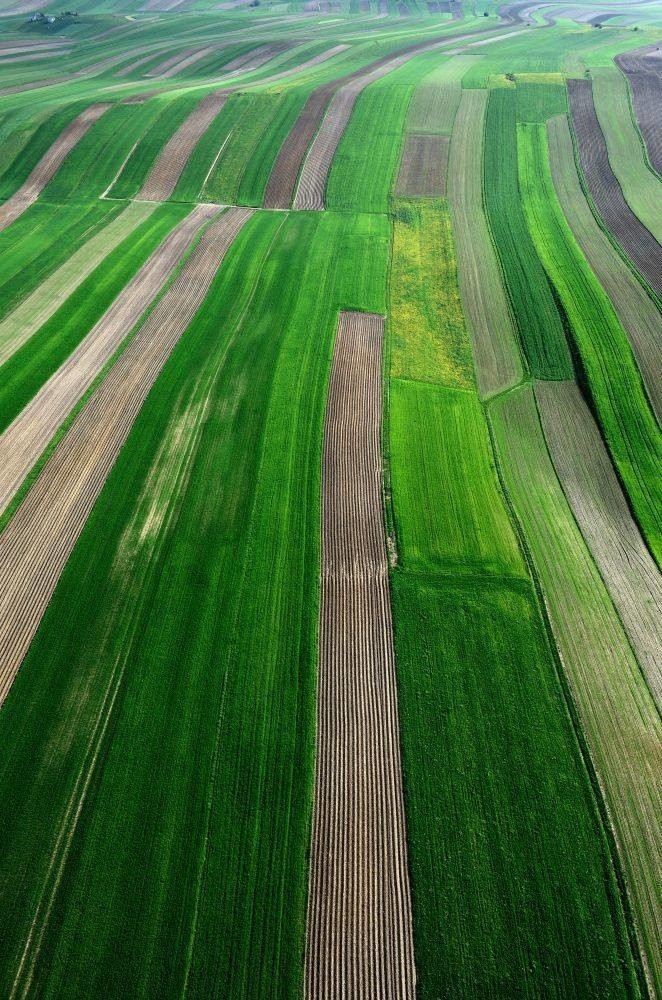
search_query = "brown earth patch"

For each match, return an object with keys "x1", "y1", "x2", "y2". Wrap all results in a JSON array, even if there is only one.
[
  {"x1": 305, "y1": 310, "x2": 415, "y2": 1000},
  {"x1": 568, "y1": 78, "x2": 662, "y2": 296},
  {"x1": 396, "y1": 133, "x2": 449, "y2": 196}
]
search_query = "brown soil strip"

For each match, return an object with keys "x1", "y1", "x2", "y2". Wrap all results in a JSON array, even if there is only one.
[
  {"x1": 0, "y1": 202, "x2": 156, "y2": 368},
  {"x1": 536, "y1": 380, "x2": 662, "y2": 708},
  {"x1": 395, "y1": 133, "x2": 449, "y2": 196},
  {"x1": 0, "y1": 104, "x2": 111, "y2": 234},
  {"x1": 144, "y1": 45, "x2": 215, "y2": 78},
  {"x1": 137, "y1": 91, "x2": 229, "y2": 202},
  {"x1": 567, "y1": 78, "x2": 662, "y2": 297},
  {"x1": 616, "y1": 45, "x2": 662, "y2": 176},
  {"x1": 0, "y1": 204, "x2": 218, "y2": 517},
  {"x1": 0, "y1": 206, "x2": 252, "y2": 706},
  {"x1": 305, "y1": 311, "x2": 415, "y2": 1000}
]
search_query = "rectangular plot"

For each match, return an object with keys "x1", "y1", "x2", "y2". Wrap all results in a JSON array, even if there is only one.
[
  {"x1": 396, "y1": 133, "x2": 449, "y2": 196},
  {"x1": 306, "y1": 311, "x2": 415, "y2": 1000}
]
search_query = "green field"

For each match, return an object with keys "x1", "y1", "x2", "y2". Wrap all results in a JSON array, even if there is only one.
[{"x1": 0, "y1": 3, "x2": 659, "y2": 997}]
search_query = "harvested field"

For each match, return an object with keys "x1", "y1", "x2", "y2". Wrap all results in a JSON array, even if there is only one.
[
  {"x1": 447, "y1": 89, "x2": 522, "y2": 397},
  {"x1": 0, "y1": 202, "x2": 155, "y2": 368},
  {"x1": 547, "y1": 115, "x2": 662, "y2": 422},
  {"x1": 306, "y1": 311, "x2": 414, "y2": 1000},
  {"x1": 567, "y1": 78, "x2": 662, "y2": 297},
  {"x1": 138, "y1": 91, "x2": 228, "y2": 202},
  {"x1": 615, "y1": 45, "x2": 662, "y2": 175},
  {"x1": 0, "y1": 104, "x2": 110, "y2": 234},
  {"x1": 0, "y1": 206, "x2": 251, "y2": 704},
  {"x1": 396, "y1": 134, "x2": 448, "y2": 196},
  {"x1": 0, "y1": 204, "x2": 217, "y2": 516},
  {"x1": 535, "y1": 379, "x2": 662, "y2": 707}
]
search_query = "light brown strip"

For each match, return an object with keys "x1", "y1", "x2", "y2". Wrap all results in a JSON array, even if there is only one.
[
  {"x1": 137, "y1": 90, "x2": 229, "y2": 202},
  {"x1": 0, "y1": 204, "x2": 218, "y2": 517},
  {"x1": 0, "y1": 104, "x2": 110, "y2": 233},
  {"x1": 305, "y1": 311, "x2": 415, "y2": 1000},
  {"x1": 0, "y1": 207, "x2": 253, "y2": 704}
]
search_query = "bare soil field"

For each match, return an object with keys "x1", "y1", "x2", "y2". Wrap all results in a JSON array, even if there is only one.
[
  {"x1": 305, "y1": 311, "x2": 415, "y2": 1000},
  {"x1": 536, "y1": 380, "x2": 662, "y2": 708},
  {"x1": 0, "y1": 202, "x2": 155, "y2": 368},
  {"x1": 395, "y1": 133, "x2": 449, "y2": 197},
  {"x1": 616, "y1": 45, "x2": 662, "y2": 175},
  {"x1": 567, "y1": 78, "x2": 662, "y2": 297},
  {"x1": 0, "y1": 206, "x2": 252, "y2": 705},
  {"x1": 0, "y1": 204, "x2": 217, "y2": 516},
  {"x1": 138, "y1": 91, "x2": 229, "y2": 201},
  {"x1": 145, "y1": 45, "x2": 216, "y2": 79},
  {"x1": 0, "y1": 104, "x2": 111, "y2": 233},
  {"x1": 220, "y1": 41, "x2": 292, "y2": 77}
]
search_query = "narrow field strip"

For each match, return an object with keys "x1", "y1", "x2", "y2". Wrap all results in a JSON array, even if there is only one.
[
  {"x1": 615, "y1": 46, "x2": 662, "y2": 175},
  {"x1": 0, "y1": 206, "x2": 251, "y2": 704},
  {"x1": 293, "y1": 38, "x2": 457, "y2": 210},
  {"x1": 446, "y1": 89, "x2": 522, "y2": 397},
  {"x1": 0, "y1": 202, "x2": 155, "y2": 367},
  {"x1": 567, "y1": 78, "x2": 662, "y2": 298},
  {"x1": 0, "y1": 104, "x2": 110, "y2": 233},
  {"x1": 547, "y1": 115, "x2": 662, "y2": 422},
  {"x1": 490, "y1": 384, "x2": 662, "y2": 996},
  {"x1": 144, "y1": 45, "x2": 216, "y2": 79},
  {"x1": 137, "y1": 91, "x2": 229, "y2": 202},
  {"x1": 395, "y1": 134, "x2": 448, "y2": 196},
  {"x1": 306, "y1": 311, "x2": 415, "y2": 1000},
  {"x1": 535, "y1": 380, "x2": 662, "y2": 707},
  {"x1": 0, "y1": 204, "x2": 218, "y2": 520}
]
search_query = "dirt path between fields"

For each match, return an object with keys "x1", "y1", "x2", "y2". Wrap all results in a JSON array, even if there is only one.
[
  {"x1": 0, "y1": 206, "x2": 252, "y2": 705},
  {"x1": 305, "y1": 311, "x2": 415, "y2": 1000},
  {"x1": 0, "y1": 104, "x2": 111, "y2": 233},
  {"x1": 0, "y1": 204, "x2": 218, "y2": 517}
]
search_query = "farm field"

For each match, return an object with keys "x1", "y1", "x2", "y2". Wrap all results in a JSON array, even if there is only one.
[{"x1": 0, "y1": 1, "x2": 659, "y2": 998}]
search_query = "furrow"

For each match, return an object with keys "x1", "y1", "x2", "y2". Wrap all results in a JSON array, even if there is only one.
[{"x1": 305, "y1": 311, "x2": 415, "y2": 1000}]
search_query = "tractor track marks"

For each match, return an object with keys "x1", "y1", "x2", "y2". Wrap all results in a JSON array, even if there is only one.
[
  {"x1": 0, "y1": 104, "x2": 111, "y2": 233},
  {"x1": 137, "y1": 90, "x2": 229, "y2": 202},
  {"x1": 0, "y1": 204, "x2": 218, "y2": 517},
  {"x1": 567, "y1": 78, "x2": 662, "y2": 298},
  {"x1": 0, "y1": 207, "x2": 254, "y2": 704},
  {"x1": 305, "y1": 311, "x2": 415, "y2": 1000}
]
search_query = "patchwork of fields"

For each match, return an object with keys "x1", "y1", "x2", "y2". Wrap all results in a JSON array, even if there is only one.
[{"x1": 0, "y1": 0, "x2": 660, "y2": 997}]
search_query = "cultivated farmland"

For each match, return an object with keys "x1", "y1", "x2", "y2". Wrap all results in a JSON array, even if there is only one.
[{"x1": 0, "y1": 3, "x2": 660, "y2": 999}]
